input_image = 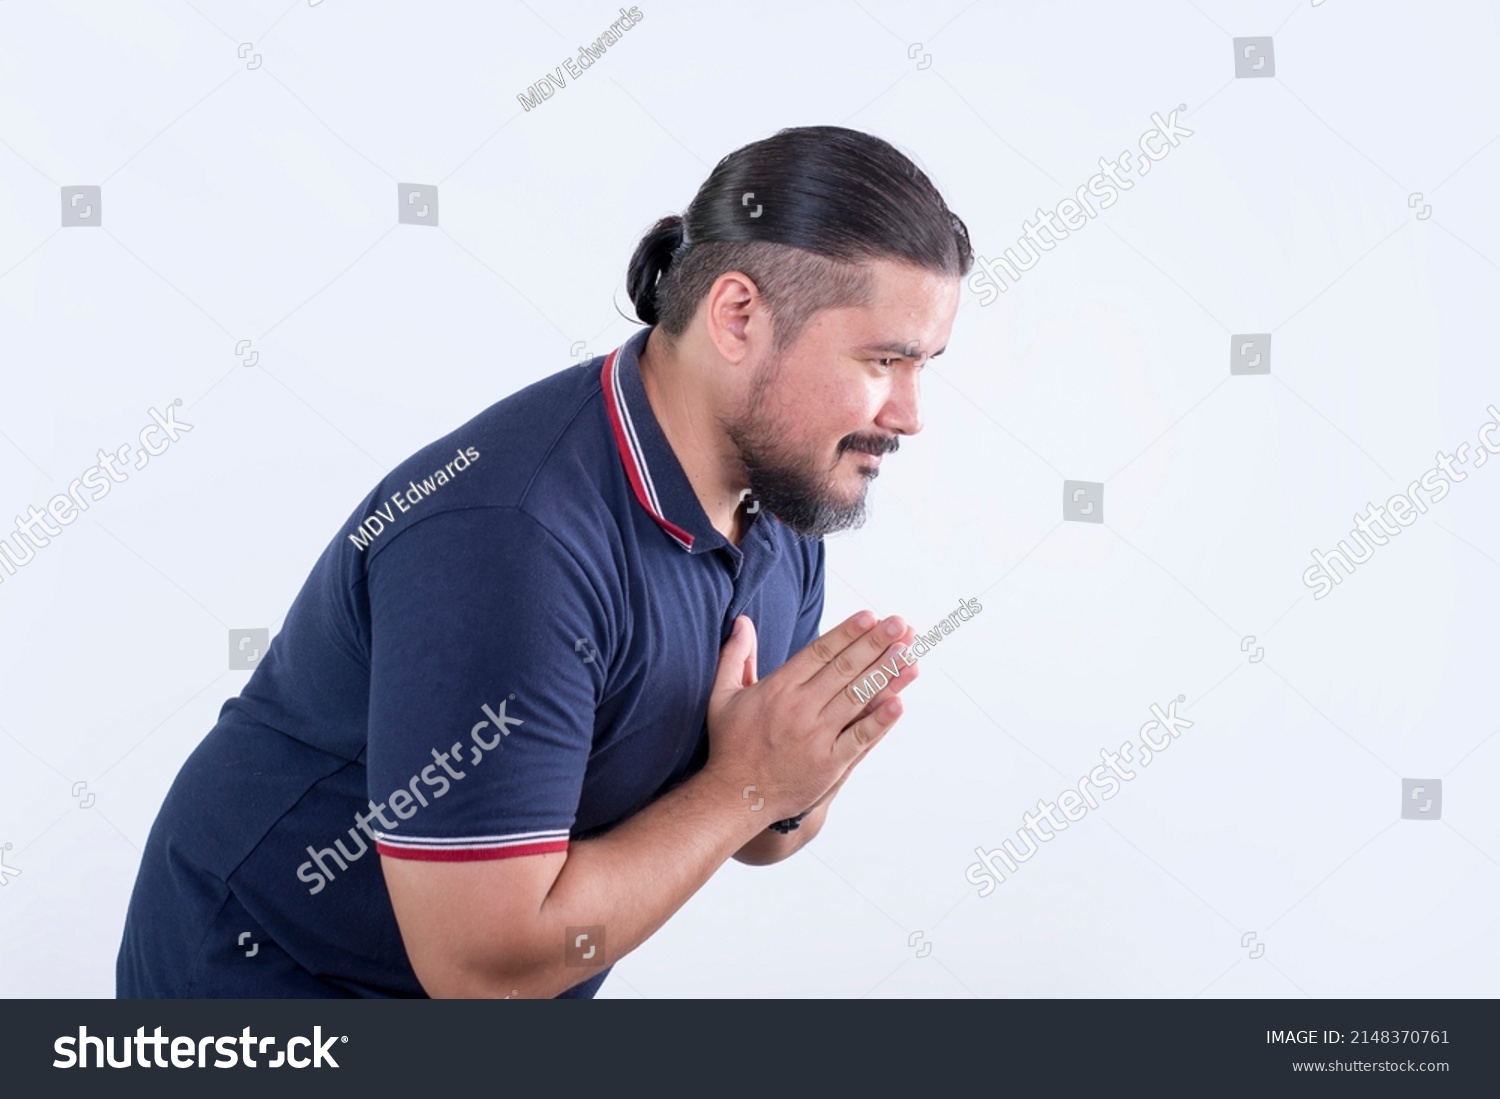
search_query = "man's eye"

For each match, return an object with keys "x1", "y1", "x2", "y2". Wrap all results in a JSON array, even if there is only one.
[{"x1": 875, "y1": 358, "x2": 898, "y2": 368}]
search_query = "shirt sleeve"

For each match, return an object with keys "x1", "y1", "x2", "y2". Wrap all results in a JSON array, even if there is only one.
[{"x1": 363, "y1": 505, "x2": 612, "y2": 862}]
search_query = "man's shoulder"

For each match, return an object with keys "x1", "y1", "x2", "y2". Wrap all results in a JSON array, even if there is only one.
[
  {"x1": 400, "y1": 360, "x2": 614, "y2": 508},
  {"x1": 444, "y1": 359, "x2": 608, "y2": 491},
  {"x1": 338, "y1": 358, "x2": 628, "y2": 566}
]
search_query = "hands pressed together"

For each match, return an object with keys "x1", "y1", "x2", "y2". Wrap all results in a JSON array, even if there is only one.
[{"x1": 704, "y1": 610, "x2": 921, "y2": 826}]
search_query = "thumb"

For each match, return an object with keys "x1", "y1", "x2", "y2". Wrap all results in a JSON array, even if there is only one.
[{"x1": 714, "y1": 615, "x2": 759, "y2": 693}]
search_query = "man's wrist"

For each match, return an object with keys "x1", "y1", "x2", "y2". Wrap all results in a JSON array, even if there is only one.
[{"x1": 688, "y1": 766, "x2": 785, "y2": 846}]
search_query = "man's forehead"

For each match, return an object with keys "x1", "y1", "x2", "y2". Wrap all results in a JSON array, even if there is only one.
[{"x1": 844, "y1": 266, "x2": 958, "y2": 357}]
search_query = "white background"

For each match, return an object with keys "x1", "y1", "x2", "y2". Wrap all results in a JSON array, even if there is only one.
[{"x1": 1, "y1": 0, "x2": 1496, "y2": 998}]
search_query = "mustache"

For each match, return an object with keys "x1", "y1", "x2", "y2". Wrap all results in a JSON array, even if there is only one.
[{"x1": 838, "y1": 434, "x2": 901, "y2": 458}]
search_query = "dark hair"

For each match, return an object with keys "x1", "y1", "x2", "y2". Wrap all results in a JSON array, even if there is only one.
[{"x1": 625, "y1": 125, "x2": 972, "y2": 355}]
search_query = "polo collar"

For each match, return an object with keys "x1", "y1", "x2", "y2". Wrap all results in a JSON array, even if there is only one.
[{"x1": 602, "y1": 326, "x2": 733, "y2": 554}]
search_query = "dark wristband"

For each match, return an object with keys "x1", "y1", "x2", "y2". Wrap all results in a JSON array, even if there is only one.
[{"x1": 767, "y1": 811, "x2": 810, "y2": 834}]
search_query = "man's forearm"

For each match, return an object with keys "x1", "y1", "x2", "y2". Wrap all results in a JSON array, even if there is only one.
[{"x1": 507, "y1": 769, "x2": 769, "y2": 997}]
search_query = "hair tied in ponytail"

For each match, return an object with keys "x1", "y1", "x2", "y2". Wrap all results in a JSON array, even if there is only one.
[{"x1": 623, "y1": 126, "x2": 972, "y2": 336}]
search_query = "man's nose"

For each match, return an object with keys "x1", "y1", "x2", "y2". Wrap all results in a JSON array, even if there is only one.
[{"x1": 876, "y1": 370, "x2": 922, "y2": 437}]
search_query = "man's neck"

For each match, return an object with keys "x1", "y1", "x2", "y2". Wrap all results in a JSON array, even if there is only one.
[{"x1": 637, "y1": 328, "x2": 746, "y2": 545}]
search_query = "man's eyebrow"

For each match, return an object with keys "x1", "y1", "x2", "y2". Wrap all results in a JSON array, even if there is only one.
[{"x1": 857, "y1": 341, "x2": 948, "y2": 357}]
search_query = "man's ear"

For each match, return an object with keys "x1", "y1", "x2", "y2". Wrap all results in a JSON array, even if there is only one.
[{"x1": 702, "y1": 270, "x2": 764, "y2": 368}]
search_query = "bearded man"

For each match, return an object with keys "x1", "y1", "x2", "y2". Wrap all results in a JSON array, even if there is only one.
[{"x1": 117, "y1": 123, "x2": 970, "y2": 998}]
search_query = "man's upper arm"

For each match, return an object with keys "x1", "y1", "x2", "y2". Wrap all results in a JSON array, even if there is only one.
[{"x1": 363, "y1": 506, "x2": 610, "y2": 991}]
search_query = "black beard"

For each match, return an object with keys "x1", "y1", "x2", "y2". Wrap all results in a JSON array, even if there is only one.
[{"x1": 723, "y1": 412, "x2": 899, "y2": 540}]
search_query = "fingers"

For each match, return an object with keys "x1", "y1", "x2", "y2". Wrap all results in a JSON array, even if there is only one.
[
  {"x1": 736, "y1": 616, "x2": 759, "y2": 687},
  {"x1": 811, "y1": 632, "x2": 917, "y2": 809},
  {"x1": 782, "y1": 610, "x2": 920, "y2": 747},
  {"x1": 835, "y1": 623, "x2": 914, "y2": 713},
  {"x1": 784, "y1": 610, "x2": 886, "y2": 684},
  {"x1": 832, "y1": 693, "x2": 905, "y2": 771},
  {"x1": 811, "y1": 749, "x2": 862, "y2": 809},
  {"x1": 712, "y1": 615, "x2": 759, "y2": 693},
  {"x1": 809, "y1": 618, "x2": 918, "y2": 724}
]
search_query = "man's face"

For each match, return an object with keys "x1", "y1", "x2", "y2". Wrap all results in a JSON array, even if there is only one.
[{"x1": 720, "y1": 259, "x2": 960, "y2": 538}]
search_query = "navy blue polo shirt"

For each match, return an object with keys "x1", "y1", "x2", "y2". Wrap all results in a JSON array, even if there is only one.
[{"x1": 116, "y1": 325, "x2": 826, "y2": 998}]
